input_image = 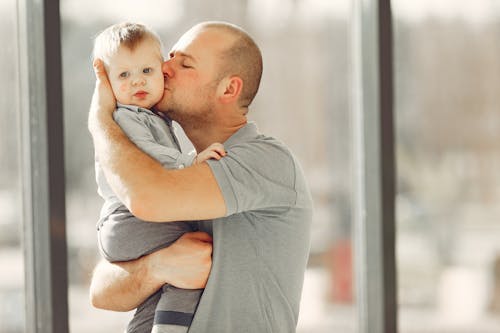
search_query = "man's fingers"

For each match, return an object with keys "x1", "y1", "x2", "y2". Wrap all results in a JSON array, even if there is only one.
[
  {"x1": 93, "y1": 58, "x2": 108, "y2": 82},
  {"x1": 89, "y1": 57, "x2": 116, "y2": 118}
]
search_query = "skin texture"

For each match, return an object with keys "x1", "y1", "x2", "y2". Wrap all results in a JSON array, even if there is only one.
[{"x1": 88, "y1": 24, "x2": 252, "y2": 311}]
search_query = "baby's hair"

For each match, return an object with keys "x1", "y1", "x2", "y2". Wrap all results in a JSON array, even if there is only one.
[{"x1": 92, "y1": 22, "x2": 163, "y2": 63}]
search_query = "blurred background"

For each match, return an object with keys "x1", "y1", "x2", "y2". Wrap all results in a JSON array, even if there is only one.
[{"x1": 1, "y1": 0, "x2": 500, "y2": 332}]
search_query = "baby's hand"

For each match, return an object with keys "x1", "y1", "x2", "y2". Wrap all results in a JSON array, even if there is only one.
[{"x1": 194, "y1": 143, "x2": 226, "y2": 164}]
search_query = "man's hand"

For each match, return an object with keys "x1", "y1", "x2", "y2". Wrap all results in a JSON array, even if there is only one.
[
  {"x1": 90, "y1": 231, "x2": 213, "y2": 311},
  {"x1": 194, "y1": 143, "x2": 226, "y2": 164},
  {"x1": 146, "y1": 231, "x2": 213, "y2": 289},
  {"x1": 88, "y1": 58, "x2": 116, "y2": 134}
]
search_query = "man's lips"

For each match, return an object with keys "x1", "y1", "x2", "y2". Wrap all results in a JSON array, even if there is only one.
[{"x1": 134, "y1": 91, "x2": 148, "y2": 98}]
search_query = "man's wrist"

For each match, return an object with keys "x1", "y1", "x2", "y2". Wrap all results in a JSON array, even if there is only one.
[{"x1": 142, "y1": 248, "x2": 172, "y2": 288}]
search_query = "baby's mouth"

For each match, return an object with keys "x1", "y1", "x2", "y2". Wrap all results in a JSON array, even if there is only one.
[{"x1": 134, "y1": 91, "x2": 148, "y2": 98}]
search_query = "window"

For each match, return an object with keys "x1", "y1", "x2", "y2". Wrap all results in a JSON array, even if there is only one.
[
  {"x1": 394, "y1": 1, "x2": 500, "y2": 332},
  {"x1": 0, "y1": 1, "x2": 25, "y2": 332}
]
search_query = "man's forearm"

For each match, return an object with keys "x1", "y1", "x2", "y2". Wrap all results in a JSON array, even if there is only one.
[
  {"x1": 89, "y1": 105, "x2": 163, "y2": 213},
  {"x1": 89, "y1": 232, "x2": 212, "y2": 311},
  {"x1": 89, "y1": 258, "x2": 161, "y2": 312}
]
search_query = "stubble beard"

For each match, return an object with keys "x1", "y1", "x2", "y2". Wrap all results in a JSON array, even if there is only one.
[
  {"x1": 163, "y1": 98, "x2": 216, "y2": 133},
  {"x1": 163, "y1": 83, "x2": 218, "y2": 132}
]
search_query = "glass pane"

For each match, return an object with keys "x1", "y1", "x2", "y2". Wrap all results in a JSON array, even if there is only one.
[
  {"x1": 393, "y1": 1, "x2": 500, "y2": 332},
  {"x1": 0, "y1": 0, "x2": 25, "y2": 332},
  {"x1": 61, "y1": 0, "x2": 354, "y2": 331},
  {"x1": 244, "y1": 2, "x2": 355, "y2": 332}
]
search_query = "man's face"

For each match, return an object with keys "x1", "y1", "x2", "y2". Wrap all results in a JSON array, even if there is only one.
[
  {"x1": 106, "y1": 39, "x2": 164, "y2": 109},
  {"x1": 155, "y1": 28, "x2": 227, "y2": 125}
]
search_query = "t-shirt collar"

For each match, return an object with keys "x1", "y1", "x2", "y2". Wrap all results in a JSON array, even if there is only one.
[
  {"x1": 116, "y1": 103, "x2": 172, "y2": 124},
  {"x1": 117, "y1": 102, "x2": 143, "y2": 113},
  {"x1": 223, "y1": 121, "x2": 260, "y2": 147}
]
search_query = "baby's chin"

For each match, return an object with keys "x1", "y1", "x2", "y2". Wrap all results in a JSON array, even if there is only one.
[{"x1": 116, "y1": 100, "x2": 155, "y2": 110}]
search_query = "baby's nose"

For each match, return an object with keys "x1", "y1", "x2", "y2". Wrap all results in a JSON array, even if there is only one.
[{"x1": 132, "y1": 76, "x2": 146, "y2": 86}]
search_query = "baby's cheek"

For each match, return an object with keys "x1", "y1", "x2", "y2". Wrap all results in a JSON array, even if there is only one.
[
  {"x1": 112, "y1": 81, "x2": 130, "y2": 104},
  {"x1": 119, "y1": 83, "x2": 128, "y2": 92}
]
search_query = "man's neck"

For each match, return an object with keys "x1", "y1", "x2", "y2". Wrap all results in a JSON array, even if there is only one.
[{"x1": 186, "y1": 118, "x2": 247, "y2": 152}]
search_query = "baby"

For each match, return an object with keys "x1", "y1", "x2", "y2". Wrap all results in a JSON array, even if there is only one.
[{"x1": 92, "y1": 22, "x2": 223, "y2": 333}]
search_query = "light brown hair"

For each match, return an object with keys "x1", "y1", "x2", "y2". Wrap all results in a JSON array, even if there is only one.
[{"x1": 92, "y1": 22, "x2": 162, "y2": 64}]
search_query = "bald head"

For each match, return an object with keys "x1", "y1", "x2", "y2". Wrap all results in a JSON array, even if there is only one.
[{"x1": 191, "y1": 22, "x2": 263, "y2": 108}]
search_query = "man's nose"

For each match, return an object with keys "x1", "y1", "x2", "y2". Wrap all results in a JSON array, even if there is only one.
[{"x1": 162, "y1": 60, "x2": 174, "y2": 78}]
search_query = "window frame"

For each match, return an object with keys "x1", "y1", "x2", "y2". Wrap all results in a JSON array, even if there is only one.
[
  {"x1": 351, "y1": 0, "x2": 397, "y2": 332},
  {"x1": 17, "y1": 0, "x2": 69, "y2": 332}
]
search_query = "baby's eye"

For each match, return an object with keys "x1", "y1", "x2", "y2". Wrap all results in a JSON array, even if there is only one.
[
  {"x1": 143, "y1": 67, "x2": 153, "y2": 74},
  {"x1": 119, "y1": 71, "x2": 129, "y2": 78}
]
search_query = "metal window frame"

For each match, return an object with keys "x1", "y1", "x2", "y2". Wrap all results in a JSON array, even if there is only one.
[
  {"x1": 17, "y1": 0, "x2": 68, "y2": 332},
  {"x1": 351, "y1": 0, "x2": 397, "y2": 332}
]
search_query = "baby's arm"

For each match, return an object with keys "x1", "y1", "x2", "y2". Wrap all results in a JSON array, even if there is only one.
[{"x1": 193, "y1": 143, "x2": 226, "y2": 164}]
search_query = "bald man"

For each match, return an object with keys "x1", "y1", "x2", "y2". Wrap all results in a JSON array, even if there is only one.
[{"x1": 88, "y1": 21, "x2": 312, "y2": 333}]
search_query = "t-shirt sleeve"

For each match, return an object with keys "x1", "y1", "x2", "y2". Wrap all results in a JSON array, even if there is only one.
[
  {"x1": 114, "y1": 108, "x2": 194, "y2": 169},
  {"x1": 206, "y1": 141, "x2": 297, "y2": 216}
]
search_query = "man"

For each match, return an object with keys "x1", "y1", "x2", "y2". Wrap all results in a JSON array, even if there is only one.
[{"x1": 88, "y1": 21, "x2": 313, "y2": 333}]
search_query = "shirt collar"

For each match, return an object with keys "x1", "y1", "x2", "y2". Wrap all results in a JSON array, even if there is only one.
[
  {"x1": 117, "y1": 102, "x2": 142, "y2": 113},
  {"x1": 116, "y1": 103, "x2": 172, "y2": 125},
  {"x1": 223, "y1": 122, "x2": 260, "y2": 147}
]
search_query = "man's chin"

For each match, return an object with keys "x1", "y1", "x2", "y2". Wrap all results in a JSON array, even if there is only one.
[{"x1": 153, "y1": 101, "x2": 168, "y2": 113}]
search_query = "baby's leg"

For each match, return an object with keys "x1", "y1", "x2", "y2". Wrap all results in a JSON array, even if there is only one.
[
  {"x1": 98, "y1": 209, "x2": 194, "y2": 261},
  {"x1": 127, "y1": 289, "x2": 161, "y2": 333},
  {"x1": 152, "y1": 285, "x2": 203, "y2": 333},
  {"x1": 98, "y1": 210, "x2": 201, "y2": 332}
]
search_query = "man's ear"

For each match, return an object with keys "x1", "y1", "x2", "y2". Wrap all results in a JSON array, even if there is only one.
[{"x1": 217, "y1": 76, "x2": 243, "y2": 104}]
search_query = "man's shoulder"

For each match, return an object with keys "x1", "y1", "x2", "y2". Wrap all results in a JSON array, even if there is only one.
[
  {"x1": 212, "y1": 134, "x2": 305, "y2": 203},
  {"x1": 229, "y1": 134, "x2": 292, "y2": 158},
  {"x1": 227, "y1": 135, "x2": 298, "y2": 177}
]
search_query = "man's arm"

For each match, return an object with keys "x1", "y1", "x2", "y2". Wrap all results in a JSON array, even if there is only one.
[
  {"x1": 90, "y1": 232, "x2": 213, "y2": 311},
  {"x1": 88, "y1": 59, "x2": 226, "y2": 222}
]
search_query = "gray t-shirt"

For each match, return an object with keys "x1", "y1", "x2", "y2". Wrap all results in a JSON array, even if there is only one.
[{"x1": 190, "y1": 122, "x2": 313, "y2": 333}]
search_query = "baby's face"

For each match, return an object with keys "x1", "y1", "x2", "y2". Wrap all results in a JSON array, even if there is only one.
[{"x1": 107, "y1": 39, "x2": 164, "y2": 109}]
